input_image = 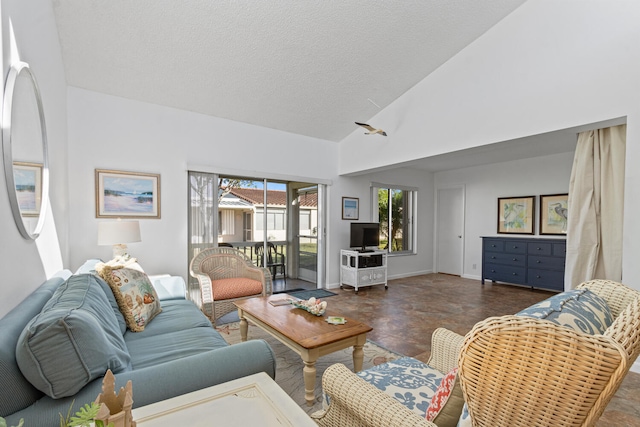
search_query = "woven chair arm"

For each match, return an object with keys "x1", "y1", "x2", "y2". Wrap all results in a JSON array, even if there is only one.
[
  {"x1": 311, "y1": 363, "x2": 435, "y2": 427},
  {"x1": 426, "y1": 327, "x2": 464, "y2": 374},
  {"x1": 190, "y1": 272, "x2": 213, "y2": 314},
  {"x1": 459, "y1": 315, "x2": 627, "y2": 427},
  {"x1": 259, "y1": 267, "x2": 273, "y2": 295}
]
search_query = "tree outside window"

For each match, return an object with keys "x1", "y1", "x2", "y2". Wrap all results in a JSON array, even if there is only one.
[{"x1": 376, "y1": 186, "x2": 414, "y2": 253}]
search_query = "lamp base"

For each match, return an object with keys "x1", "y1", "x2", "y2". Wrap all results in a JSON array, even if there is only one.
[{"x1": 112, "y1": 243, "x2": 129, "y2": 258}]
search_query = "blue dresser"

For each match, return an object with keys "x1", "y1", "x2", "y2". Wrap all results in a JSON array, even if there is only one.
[{"x1": 481, "y1": 236, "x2": 566, "y2": 292}]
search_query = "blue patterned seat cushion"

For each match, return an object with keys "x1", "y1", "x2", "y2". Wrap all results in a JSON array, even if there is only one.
[
  {"x1": 516, "y1": 288, "x2": 613, "y2": 335},
  {"x1": 357, "y1": 357, "x2": 444, "y2": 417}
]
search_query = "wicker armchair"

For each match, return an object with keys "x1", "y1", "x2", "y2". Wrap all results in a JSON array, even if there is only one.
[
  {"x1": 189, "y1": 247, "x2": 273, "y2": 324},
  {"x1": 313, "y1": 279, "x2": 640, "y2": 427}
]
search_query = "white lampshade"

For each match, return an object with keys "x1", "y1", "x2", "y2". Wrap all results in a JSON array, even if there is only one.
[{"x1": 97, "y1": 220, "x2": 141, "y2": 257}]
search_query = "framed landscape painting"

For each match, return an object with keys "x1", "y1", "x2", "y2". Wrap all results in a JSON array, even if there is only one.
[
  {"x1": 497, "y1": 195, "x2": 535, "y2": 234},
  {"x1": 96, "y1": 169, "x2": 161, "y2": 218},
  {"x1": 13, "y1": 162, "x2": 42, "y2": 216},
  {"x1": 540, "y1": 193, "x2": 568, "y2": 235}
]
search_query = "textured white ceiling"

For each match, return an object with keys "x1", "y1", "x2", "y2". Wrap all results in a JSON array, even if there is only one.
[{"x1": 51, "y1": 0, "x2": 527, "y2": 142}]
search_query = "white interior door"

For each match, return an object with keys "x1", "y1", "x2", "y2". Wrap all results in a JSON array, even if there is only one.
[{"x1": 436, "y1": 186, "x2": 464, "y2": 275}]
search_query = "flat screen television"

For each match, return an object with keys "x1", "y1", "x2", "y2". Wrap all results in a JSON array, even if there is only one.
[{"x1": 350, "y1": 222, "x2": 380, "y2": 252}]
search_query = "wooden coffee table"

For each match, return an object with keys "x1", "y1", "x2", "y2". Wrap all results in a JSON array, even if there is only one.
[{"x1": 234, "y1": 294, "x2": 373, "y2": 406}]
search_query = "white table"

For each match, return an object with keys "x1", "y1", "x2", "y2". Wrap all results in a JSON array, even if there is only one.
[{"x1": 132, "y1": 372, "x2": 316, "y2": 426}]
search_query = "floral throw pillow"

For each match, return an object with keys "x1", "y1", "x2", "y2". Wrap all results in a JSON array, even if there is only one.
[
  {"x1": 99, "y1": 265, "x2": 162, "y2": 332},
  {"x1": 425, "y1": 367, "x2": 465, "y2": 427}
]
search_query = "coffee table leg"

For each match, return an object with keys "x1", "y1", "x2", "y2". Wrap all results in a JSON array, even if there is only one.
[
  {"x1": 352, "y1": 334, "x2": 367, "y2": 372},
  {"x1": 302, "y1": 359, "x2": 317, "y2": 406},
  {"x1": 238, "y1": 310, "x2": 248, "y2": 342}
]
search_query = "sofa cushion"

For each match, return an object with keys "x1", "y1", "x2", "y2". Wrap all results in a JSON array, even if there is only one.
[
  {"x1": 123, "y1": 299, "x2": 212, "y2": 340},
  {"x1": 516, "y1": 288, "x2": 613, "y2": 334},
  {"x1": 75, "y1": 259, "x2": 127, "y2": 334},
  {"x1": 425, "y1": 367, "x2": 464, "y2": 427},
  {"x1": 357, "y1": 357, "x2": 443, "y2": 417},
  {"x1": 15, "y1": 274, "x2": 131, "y2": 399},
  {"x1": 211, "y1": 277, "x2": 263, "y2": 300},
  {"x1": 99, "y1": 266, "x2": 162, "y2": 332},
  {"x1": 125, "y1": 327, "x2": 229, "y2": 369},
  {"x1": 0, "y1": 274, "x2": 68, "y2": 416}
]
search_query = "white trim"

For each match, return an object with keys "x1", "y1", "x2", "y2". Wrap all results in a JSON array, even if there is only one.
[
  {"x1": 187, "y1": 163, "x2": 332, "y2": 186},
  {"x1": 370, "y1": 181, "x2": 418, "y2": 191}
]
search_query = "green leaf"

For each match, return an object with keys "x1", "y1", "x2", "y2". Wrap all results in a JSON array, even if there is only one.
[{"x1": 67, "y1": 402, "x2": 101, "y2": 427}]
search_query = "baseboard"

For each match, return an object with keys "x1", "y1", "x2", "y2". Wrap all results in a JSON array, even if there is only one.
[
  {"x1": 388, "y1": 269, "x2": 432, "y2": 280},
  {"x1": 462, "y1": 273, "x2": 482, "y2": 281},
  {"x1": 631, "y1": 361, "x2": 640, "y2": 374}
]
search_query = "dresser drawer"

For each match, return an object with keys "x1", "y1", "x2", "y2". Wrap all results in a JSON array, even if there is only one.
[
  {"x1": 483, "y1": 239, "x2": 504, "y2": 253},
  {"x1": 553, "y1": 243, "x2": 566, "y2": 257},
  {"x1": 484, "y1": 263, "x2": 526, "y2": 283},
  {"x1": 528, "y1": 242, "x2": 552, "y2": 256},
  {"x1": 485, "y1": 252, "x2": 526, "y2": 267},
  {"x1": 528, "y1": 268, "x2": 564, "y2": 291},
  {"x1": 503, "y1": 241, "x2": 526, "y2": 254},
  {"x1": 528, "y1": 255, "x2": 565, "y2": 271}
]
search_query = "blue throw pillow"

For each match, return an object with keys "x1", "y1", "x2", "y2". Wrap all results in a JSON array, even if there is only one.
[
  {"x1": 16, "y1": 274, "x2": 131, "y2": 398},
  {"x1": 516, "y1": 288, "x2": 613, "y2": 334}
]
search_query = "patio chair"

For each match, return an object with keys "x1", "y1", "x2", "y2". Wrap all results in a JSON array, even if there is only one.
[
  {"x1": 190, "y1": 247, "x2": 273, "y2": 324},
  {"x1": 254, "y1": 242, "x2": 287, "y2": 282}
]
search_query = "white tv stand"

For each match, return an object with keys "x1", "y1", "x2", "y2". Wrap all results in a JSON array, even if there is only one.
[{"x1": 340, "y1": 249, "x2": 388, "y2": 294}]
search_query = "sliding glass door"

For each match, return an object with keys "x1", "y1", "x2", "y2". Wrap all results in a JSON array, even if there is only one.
[{"x1": 188, "y1": 171, "x2": 325, "y2": 297}]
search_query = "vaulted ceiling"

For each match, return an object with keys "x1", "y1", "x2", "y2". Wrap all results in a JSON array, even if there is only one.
[{"x1": 51, "y1": 0, "x2": 528, "y2": 143}]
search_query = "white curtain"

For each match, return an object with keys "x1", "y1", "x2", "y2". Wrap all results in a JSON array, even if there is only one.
[{"x1": 565, "y1": 124, "x2": 626, "y2": 289}]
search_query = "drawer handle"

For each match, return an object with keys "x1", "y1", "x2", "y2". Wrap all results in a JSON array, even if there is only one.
[
  {"x1": 491, "y1": 270, "x2": 496, "y2": 273},
  {"x1": 491, "y1": 256, "x2": 496, "y2": 259},
  {"x1": 537, "y1": 247, "x2": 542, "y2": 250},
  {"x1": 512, "y1": 272, "x2": 517, "y2": 276},
  {"x1": 536, "y1": 275, "x2": 541, "y2": 278},
  {"x1": 512, "y1": 246, "x2": 518, "y2": 249},
  {"x1": 512, "y1": 258, "x2": 518, "y2": 261},
  {"x1": 536, "y1": 260, "x2": 541, "y2": 263},
  {"x1": 491, "y1": 244, "x2": 496, "y2": 247}
]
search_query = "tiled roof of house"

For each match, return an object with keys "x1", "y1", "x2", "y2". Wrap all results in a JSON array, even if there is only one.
[{"x1": 228, "y1": 188, "x2": 317, "y2": 207}]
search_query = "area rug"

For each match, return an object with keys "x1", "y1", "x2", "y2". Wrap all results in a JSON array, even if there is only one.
[
  {"x1": 217, "y1": 321, "x2": 400, "y2": 415},
  {"x1": 287, "y1": 289, "x2": 337, "y2": 300}
]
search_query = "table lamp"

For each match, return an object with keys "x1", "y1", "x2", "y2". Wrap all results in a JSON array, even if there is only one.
[{"x1": 98, "y1": 219, "x2": 141, "y2": 258}]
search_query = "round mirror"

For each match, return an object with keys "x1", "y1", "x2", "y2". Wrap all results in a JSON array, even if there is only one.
[{"x1": 2, "y1": 61, "x2": 49, "y2": 239}]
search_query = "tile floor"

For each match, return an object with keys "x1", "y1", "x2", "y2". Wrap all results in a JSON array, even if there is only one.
[{"x1": 276, "y1": 273, "x2": 640, "y2": 426}]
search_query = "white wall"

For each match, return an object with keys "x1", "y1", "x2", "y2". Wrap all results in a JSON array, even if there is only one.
[
  {"x1": 66, "y1": 88, "x2": 339, "y2": 277},
  {"x1": 435, "y1": 152, "x2": 574, "y2": 280},
  {"x1": 66, "y1": 88, "x2": 438, "y2": 289},
  {"x1": 0, "y1": 1, "x2": 68, "y2": 318},
  {"x1": 340, "y1": 0, "x2": 640, "y2": 289}
]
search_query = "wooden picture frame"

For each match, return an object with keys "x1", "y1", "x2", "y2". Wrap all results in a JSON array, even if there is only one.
[
  {"x1": 96, "y1": 169, "x2": 161, "y2": 218},
  {"x1": 497, "y1": 195, "x2": 535, "y2": 234},
  {"x1": 342, "y1": 197, "x2": 359, "y2": 220},
  {"x1": 13, "y1": 161, "x2": 43, "y2": 217},
  {"x1": 540, "y1": 193, "x2": 568, "y2": 235}
]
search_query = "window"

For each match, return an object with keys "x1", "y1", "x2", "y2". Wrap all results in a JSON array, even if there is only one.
[
  {"x1": 372, "y1": 184, "x2": 416, "y2": 254},
  {"x1": 255, "y1": 209, "x2": 285, "y2": 231},
  {"x1": 218, "y1": 210, "x2": 235, "y2": 235}
]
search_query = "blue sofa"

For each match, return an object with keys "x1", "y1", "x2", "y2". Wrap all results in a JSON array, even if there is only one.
[{"x1": 0, "y1": 262, "x2": 276, "y2": 426}]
